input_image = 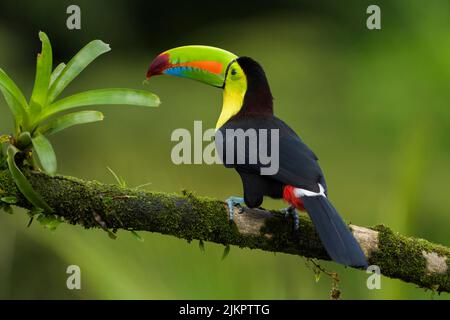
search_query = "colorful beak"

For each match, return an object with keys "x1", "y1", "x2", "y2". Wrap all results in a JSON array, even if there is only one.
[{"x1": 147, "y1": 45, "x2": 238, "y2": 88}]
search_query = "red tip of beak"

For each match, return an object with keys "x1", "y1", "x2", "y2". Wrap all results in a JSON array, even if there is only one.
[{"x1": 146, "y1": 53, "x2": 170, "y2": 79}]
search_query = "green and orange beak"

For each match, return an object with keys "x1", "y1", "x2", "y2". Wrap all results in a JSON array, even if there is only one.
[{"x1": 146, "y1": 45, "x2": 238, "y2": 88}]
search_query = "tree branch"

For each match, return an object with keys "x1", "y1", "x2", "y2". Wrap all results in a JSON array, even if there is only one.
[{"x1": 0, "y1": 169, "x2": 449, "y2": 293}]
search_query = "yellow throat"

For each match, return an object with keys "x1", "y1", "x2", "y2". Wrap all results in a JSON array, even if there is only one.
[{"x1": 215, "y1": 69, "x2": 247, "y2": 130}]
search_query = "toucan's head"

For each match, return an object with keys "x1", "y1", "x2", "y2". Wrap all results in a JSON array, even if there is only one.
[{"x1": 147, "y1": 45, "x2": 273, "y2": 129}]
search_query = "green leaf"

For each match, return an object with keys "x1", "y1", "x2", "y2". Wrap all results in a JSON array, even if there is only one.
[
  {"x1": 31, "y1": 134, "x2": 57, "y2": 174},
  {"x1": 29, "y1": 31, "x2": 53, "y2": 116},
  {"x1": 107, "y1": 166, "x2": 126, "y2": 188},
  {"x1": 38, "y1": 111, "x2": 104, "y2": 136},
  {"x1": 42, "y1": 88, "x2": 160, "y2": 120},
  {"x1": 0, "y1": 69, "x2": 28, "y2": 110},
  {"x1": 49, "y1": 63, "x2": 65, "y2": 88},
  {"x1": 1, "y1": 196, "x2": 17, "y2": 204},
  {"x1": 6, "y1": 145, "x2": 52, "y2": 212},
  {"x1": 47, "y1": 40, "x2": 111, "y2": 103},
  {"x1": 0, "y1": 88, "x2": 21, "y2": 130},
  {"x1": 0, "y1": 69, "x2": 28, "y2": 127}
]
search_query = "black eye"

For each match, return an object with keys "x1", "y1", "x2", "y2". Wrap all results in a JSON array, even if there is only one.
[{"x1": 231, "y1": 69, "x2": 237, "y2": 76}]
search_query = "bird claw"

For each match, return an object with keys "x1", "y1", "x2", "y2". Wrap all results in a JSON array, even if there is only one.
[
  {"x1": 281, "y1": 206, "x2": 299, "y2": 230},
  {"x1": 226, "y1": 196, "x2": 245, "y2": 221}
]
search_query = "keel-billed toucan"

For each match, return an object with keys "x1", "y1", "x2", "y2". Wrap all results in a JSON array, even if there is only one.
[{"x1": 147, "y1": 46, "x2": 367, "y2": 268}]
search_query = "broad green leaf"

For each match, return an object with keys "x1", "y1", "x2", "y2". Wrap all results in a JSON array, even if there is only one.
[
  {"x1": 30, "y1": 31, "x2": 53, "y2": 116},
  {"x1": 0, "y1": 69, "x2": 28, "y2": 126},
  {"x1": 42, "y1": 88, "x2": 160, "y2": 120},
  {"x1": 0, "y1": 87, "x2": 22, "y2": 130},
  {"x1": 47, "y1": 40, "x2": 111, "y2": 103},
  {"x1": 0, "y1": 69, "x2": 28, "y2": 109},
  {"x1": 38, "y1": 111, "x2": 103, "y2": 136},
  {"x1": 31, "y1": 134, "x2": 57, "y2": 174},
  {"x1": 6, "y1": 145, "x2": 52, "y2": 212},
  {"x1": 49, "y1": 63, "x2": 66, "y2": 87}
]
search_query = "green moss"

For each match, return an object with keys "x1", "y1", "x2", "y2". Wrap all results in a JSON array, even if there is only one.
[{"x1": 372, "y1": 224, "x2": 450, "y2": 292}]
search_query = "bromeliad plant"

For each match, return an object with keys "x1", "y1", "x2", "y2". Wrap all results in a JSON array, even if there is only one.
[{"x1": 0, "y1": 32, "x2": 160, "y2": 213}]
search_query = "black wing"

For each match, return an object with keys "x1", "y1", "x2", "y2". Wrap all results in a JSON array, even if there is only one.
[{"x1": 217, "y1": 115, "x2": 327, "y2": 193}]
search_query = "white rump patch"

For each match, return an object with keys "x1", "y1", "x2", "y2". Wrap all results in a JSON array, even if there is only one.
[{"x1": 293, "y1": 184, "x2": 326, "y2": 198}]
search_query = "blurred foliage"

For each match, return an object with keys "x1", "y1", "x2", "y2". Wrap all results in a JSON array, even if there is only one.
[{"x1": 0, "y1": 0, "x2": 449, "y2": 299}]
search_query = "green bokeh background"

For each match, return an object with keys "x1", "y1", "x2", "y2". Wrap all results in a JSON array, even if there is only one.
[{"x1": 0, "y1": 0, "x2": 449, "y2": 299}]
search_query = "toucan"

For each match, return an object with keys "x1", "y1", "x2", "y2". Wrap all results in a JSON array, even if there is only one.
[{"x1": 147, "y1": 46, "x2": 368, "y2": 268}]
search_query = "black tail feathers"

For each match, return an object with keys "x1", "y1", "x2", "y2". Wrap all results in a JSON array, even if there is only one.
[{"x1": 301, "y1": 195, "x2": 368, "y2": 268}]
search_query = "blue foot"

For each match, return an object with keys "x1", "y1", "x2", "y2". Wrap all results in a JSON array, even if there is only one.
[
  {"x1": 281, "y1": 206, "x2": 300, "y2": 230},
  {"x1": 226, "y1": 196, "x2": 245, "y2": 221}
]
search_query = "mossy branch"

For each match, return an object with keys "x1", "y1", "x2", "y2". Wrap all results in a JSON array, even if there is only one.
[{"x1": 0, "y1": 169, "x2": 449, "y2": 293}]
